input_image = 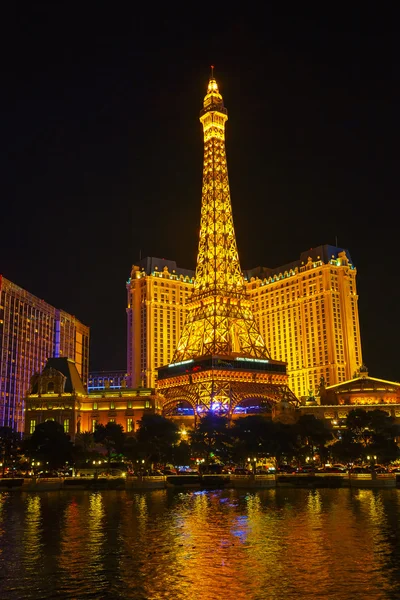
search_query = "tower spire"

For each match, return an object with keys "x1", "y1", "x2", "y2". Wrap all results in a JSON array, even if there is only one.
[{"x1": 172, "y1": 71, "x2": 269, "y2": 361}]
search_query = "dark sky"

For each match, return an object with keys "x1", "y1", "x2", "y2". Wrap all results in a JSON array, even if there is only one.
[{"x1": 2, "y1": 4, "x2": 399, "y2": 380}]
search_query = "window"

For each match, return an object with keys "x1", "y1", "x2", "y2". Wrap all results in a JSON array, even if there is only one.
[
  {"x1": 110, "y1": 401, "x2": 115, "y2": 410},
  {"x1": 93, "y1": 402, "x2": 98, "y2": 410},
  {"x1": 92, "y1": 420, "x2": 97, "y2": 433},
  {"x1": 127, "y1": 418, "x2": 133, "y2": 433},
  {"x1": 30, "y1": 419, "x2": 36, "y2": 434},
  {"x1": 63, "y1": 419, "x2": 69, "y2": 433},
  {"x1": 47, "y1": 381, "x2": 55, "y2": 393},
  {"x1": 145, "y1": 400, "x2": 150, "y2": 408},
  {"x1": 127, "y1": 401, "x2": 132, "y2": 409}
]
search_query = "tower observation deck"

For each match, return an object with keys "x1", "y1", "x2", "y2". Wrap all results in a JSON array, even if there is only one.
[{"x1": 157, "y1": 69, "x2": 299, "y2": 417}]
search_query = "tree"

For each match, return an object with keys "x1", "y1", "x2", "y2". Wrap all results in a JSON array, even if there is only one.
[
  {"x1": 230, "y1": 416, "x2": 273, "y2": 467},
  {"x1": 136, "y1": 414, "x2": 180, "y2": 467},
  {"x1": 23, "y1": 420, "x2": 73, "y2": 469},
  {"x1": 230, "y1": 417, "x2": 299, "y2": 468},
  {"x1": 367, "y1": 437, "x2": 399, "y2": 465},
  {"x1": 345, "y1": 408, "x2": 400, "y2": 464},
  {"x1": 331, "y1": 409, "x2": 400, "y2": 465},
  {"x1": 345, "y1": 409, "x2": 374, "y2": 446},
  {"x1": 294, "y1": 414, "x2": 333, "y2": 464},
  {"x1": 93, "y1": 422, "x2": 125, "y2": 461},
  {"x1": 189, "y1": 412, "x2": 231, "y2": 464},
  {"x1": 273, "y1": 422, "x2": 301, "y2": 465},
  {"x1": 171, "y1": 440, "x2": 192, "y2": 468},
  {"x1": 72, "y1": 431, "x2": 105, "y2": 468},
  {"x1": 74, "y1": 431, "x2": 95, "y2": 455},
  {"x1": 330, "y1": 436, "x2": 364, "y2": 464}
]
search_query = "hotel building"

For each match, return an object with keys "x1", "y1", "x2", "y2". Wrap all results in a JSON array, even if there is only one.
[
  {"x1": 24, "y1": 357, "x2": 160, "y2": 440},
  {"x1": 126, "y1": 245, "x2": 362, "y2": 400},
  {"x1": 246, "y1": 244, "x2": 362, "y2": 399},
  {"x1": 126, "y1": 257, "x2": 194, "y2": 390},
  {"x1": 0, "y1": 275, "x2": 89, "y2": 432}
]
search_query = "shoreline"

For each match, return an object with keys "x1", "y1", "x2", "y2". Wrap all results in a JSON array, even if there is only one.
[{"x1": 0, "y1": 473, "x2": 398, "y2": 492}]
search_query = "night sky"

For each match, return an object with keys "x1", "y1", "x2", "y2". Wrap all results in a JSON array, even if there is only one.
[{"x1": 2, "y1": 5, "x2": 399, "y2": 380}]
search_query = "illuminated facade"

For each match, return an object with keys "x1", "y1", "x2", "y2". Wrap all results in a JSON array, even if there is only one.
[
  {"x1": 0, "y1": 276, "x2": 89, "y2": 432},
  {"x1": 246, "y1": 244, "x2": 362, "y2": 399},
  {"x1": 126, "y1": 258, "x2": 194, "y2": 389},
  {"x1": 88, "y1": 370, "x2": 128, "y2": 391},
  {"x1": 300, "y1": 367, "x2": 400, "y2": 426},
  {"x1": 126, "y1": 73, "x2": 363, "y2": 406},
  {"x1": 24, "y1": 360, "x2": 400, "y2": 441},
  {"x1": 156, "y1": 71, "x2": 297, "y2": 416},
  {"x1": 127, "y1": 243, "x2": 362, "y2": 401},
  {"x1": 24, "y1": 357, "x2": 160, "y2": 441}
]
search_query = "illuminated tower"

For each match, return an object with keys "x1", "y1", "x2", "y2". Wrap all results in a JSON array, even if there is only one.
[
  {"x1": 173, "y1": 68, "x2": 267, "y2": 361},
  {"x1": 157, "y1": 69, "x2": 298, "y2": 417}
]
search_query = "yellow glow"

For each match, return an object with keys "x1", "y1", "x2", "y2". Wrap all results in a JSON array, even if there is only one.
[{"x1": 155, "y1": 73, "x2": 299, "y2": 414}]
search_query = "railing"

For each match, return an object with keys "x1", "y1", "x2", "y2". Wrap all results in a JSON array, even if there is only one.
[
  {"x1": 315, "y1": 472, "x2": 347, "y2": 478},
  {"x1": 349, "y1": 473, "x2": 396, "y2": 480}
]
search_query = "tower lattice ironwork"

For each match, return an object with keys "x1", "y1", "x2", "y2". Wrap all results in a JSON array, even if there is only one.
[
  {"x1": 173, "y1": 69, "x2": 268, "y2": 362},
  {"x1": 157, "y1": 69, "x2": 299, "y2": 416}
]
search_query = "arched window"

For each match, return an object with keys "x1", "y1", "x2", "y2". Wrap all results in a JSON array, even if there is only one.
[{"x1": 47, "y1": 381, "x2": 55, "y2": 393}]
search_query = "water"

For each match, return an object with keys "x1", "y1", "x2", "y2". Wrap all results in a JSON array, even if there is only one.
[{"x1": 0, "y1": 488, "x2": 400, "y2": 600}]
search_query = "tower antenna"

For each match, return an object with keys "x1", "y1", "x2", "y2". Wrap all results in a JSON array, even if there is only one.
[{"x1": 210, "y1": 64, "x2": 214, "y2": 78}]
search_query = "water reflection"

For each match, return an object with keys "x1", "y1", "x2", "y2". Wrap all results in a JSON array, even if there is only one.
[
  {"x1": 0, "y1": 492, "x2": 8, "y2": 554},
  {"x1": 88, "y1": 492, "x2": 105, "y2": 566},
  {"x1": 0, "y1": 488, "x2": 400, "y2": 599},
  {"x1": 23, "y1": 495, "x2": 42, "y2": 574}
]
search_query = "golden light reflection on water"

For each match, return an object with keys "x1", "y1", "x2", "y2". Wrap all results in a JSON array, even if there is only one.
[
  {"x1": 57, "y1": 492, "x2": 108, "y2": 598},
  {"x1": 347, "y1": 489, "x2": 395, "y2": 595},
  {"x1": 124, "y1": 488, "x2": 400, "y2": 600},
  {"x1": 22, "y1": 495, "x2": 42, "y2": 573},
  {"x1": 0, "y1": 493, "x2": 7, "y2": 554},
  {"x1": 1, "y1": 489, "x2": 400, "y2": 600},
  {"x1": 58, "y1": 494, "x2": 91, "y2": 595},
  {"x1": 88, "y1": 492, "x2": 105, "y2": 555}
]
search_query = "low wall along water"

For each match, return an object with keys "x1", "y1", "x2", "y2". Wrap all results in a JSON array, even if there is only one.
[{"x1": 0, "y1": 472, "x2": 397, "y2": 491}]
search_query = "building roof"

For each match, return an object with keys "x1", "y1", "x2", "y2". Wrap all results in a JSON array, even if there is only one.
[
  {"x1": 316, "y1": 372, "x2": 400, "y2": 406},
  {"x1": 138, "y1": 256, "x2": 195, "y2": 277},
  {"x1": 244, "y1": 244, "x2": 353, "y2": 280},
  {"x1": 42, "y1": 357, "x2": 86, "y2": 394},
  {"x1": 135, "y1": 247, "x2": 353, "y2": 283},
  {"x1": 326, "y1": 375, "x2": 400, "y2": 393},
  {"x1": 89, "y1": 370, "x2": 127, "y2": 377},
  {"x1": 136, "y1": 257, "x2": 195, "y2": 278}
]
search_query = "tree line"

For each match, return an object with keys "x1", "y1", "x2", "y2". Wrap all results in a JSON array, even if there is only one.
[{"x1": 0, "y1": 408, "x2": 399, "y2": 474}]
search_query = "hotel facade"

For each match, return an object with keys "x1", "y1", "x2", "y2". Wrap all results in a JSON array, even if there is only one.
[
  {"x1": 127, "y1": 244, "x2": 362, "y2": 400},
  {"x1": 24, "y1": 357, "x2": 160, "y2": 441},
  {"x1": 0, "y1": 275, "x2": 89, "y2": 432}
]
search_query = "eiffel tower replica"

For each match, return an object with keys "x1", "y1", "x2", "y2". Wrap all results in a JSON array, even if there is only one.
[{"x1": 157, "y1": 68, "x2": 299, "y2": 417}]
